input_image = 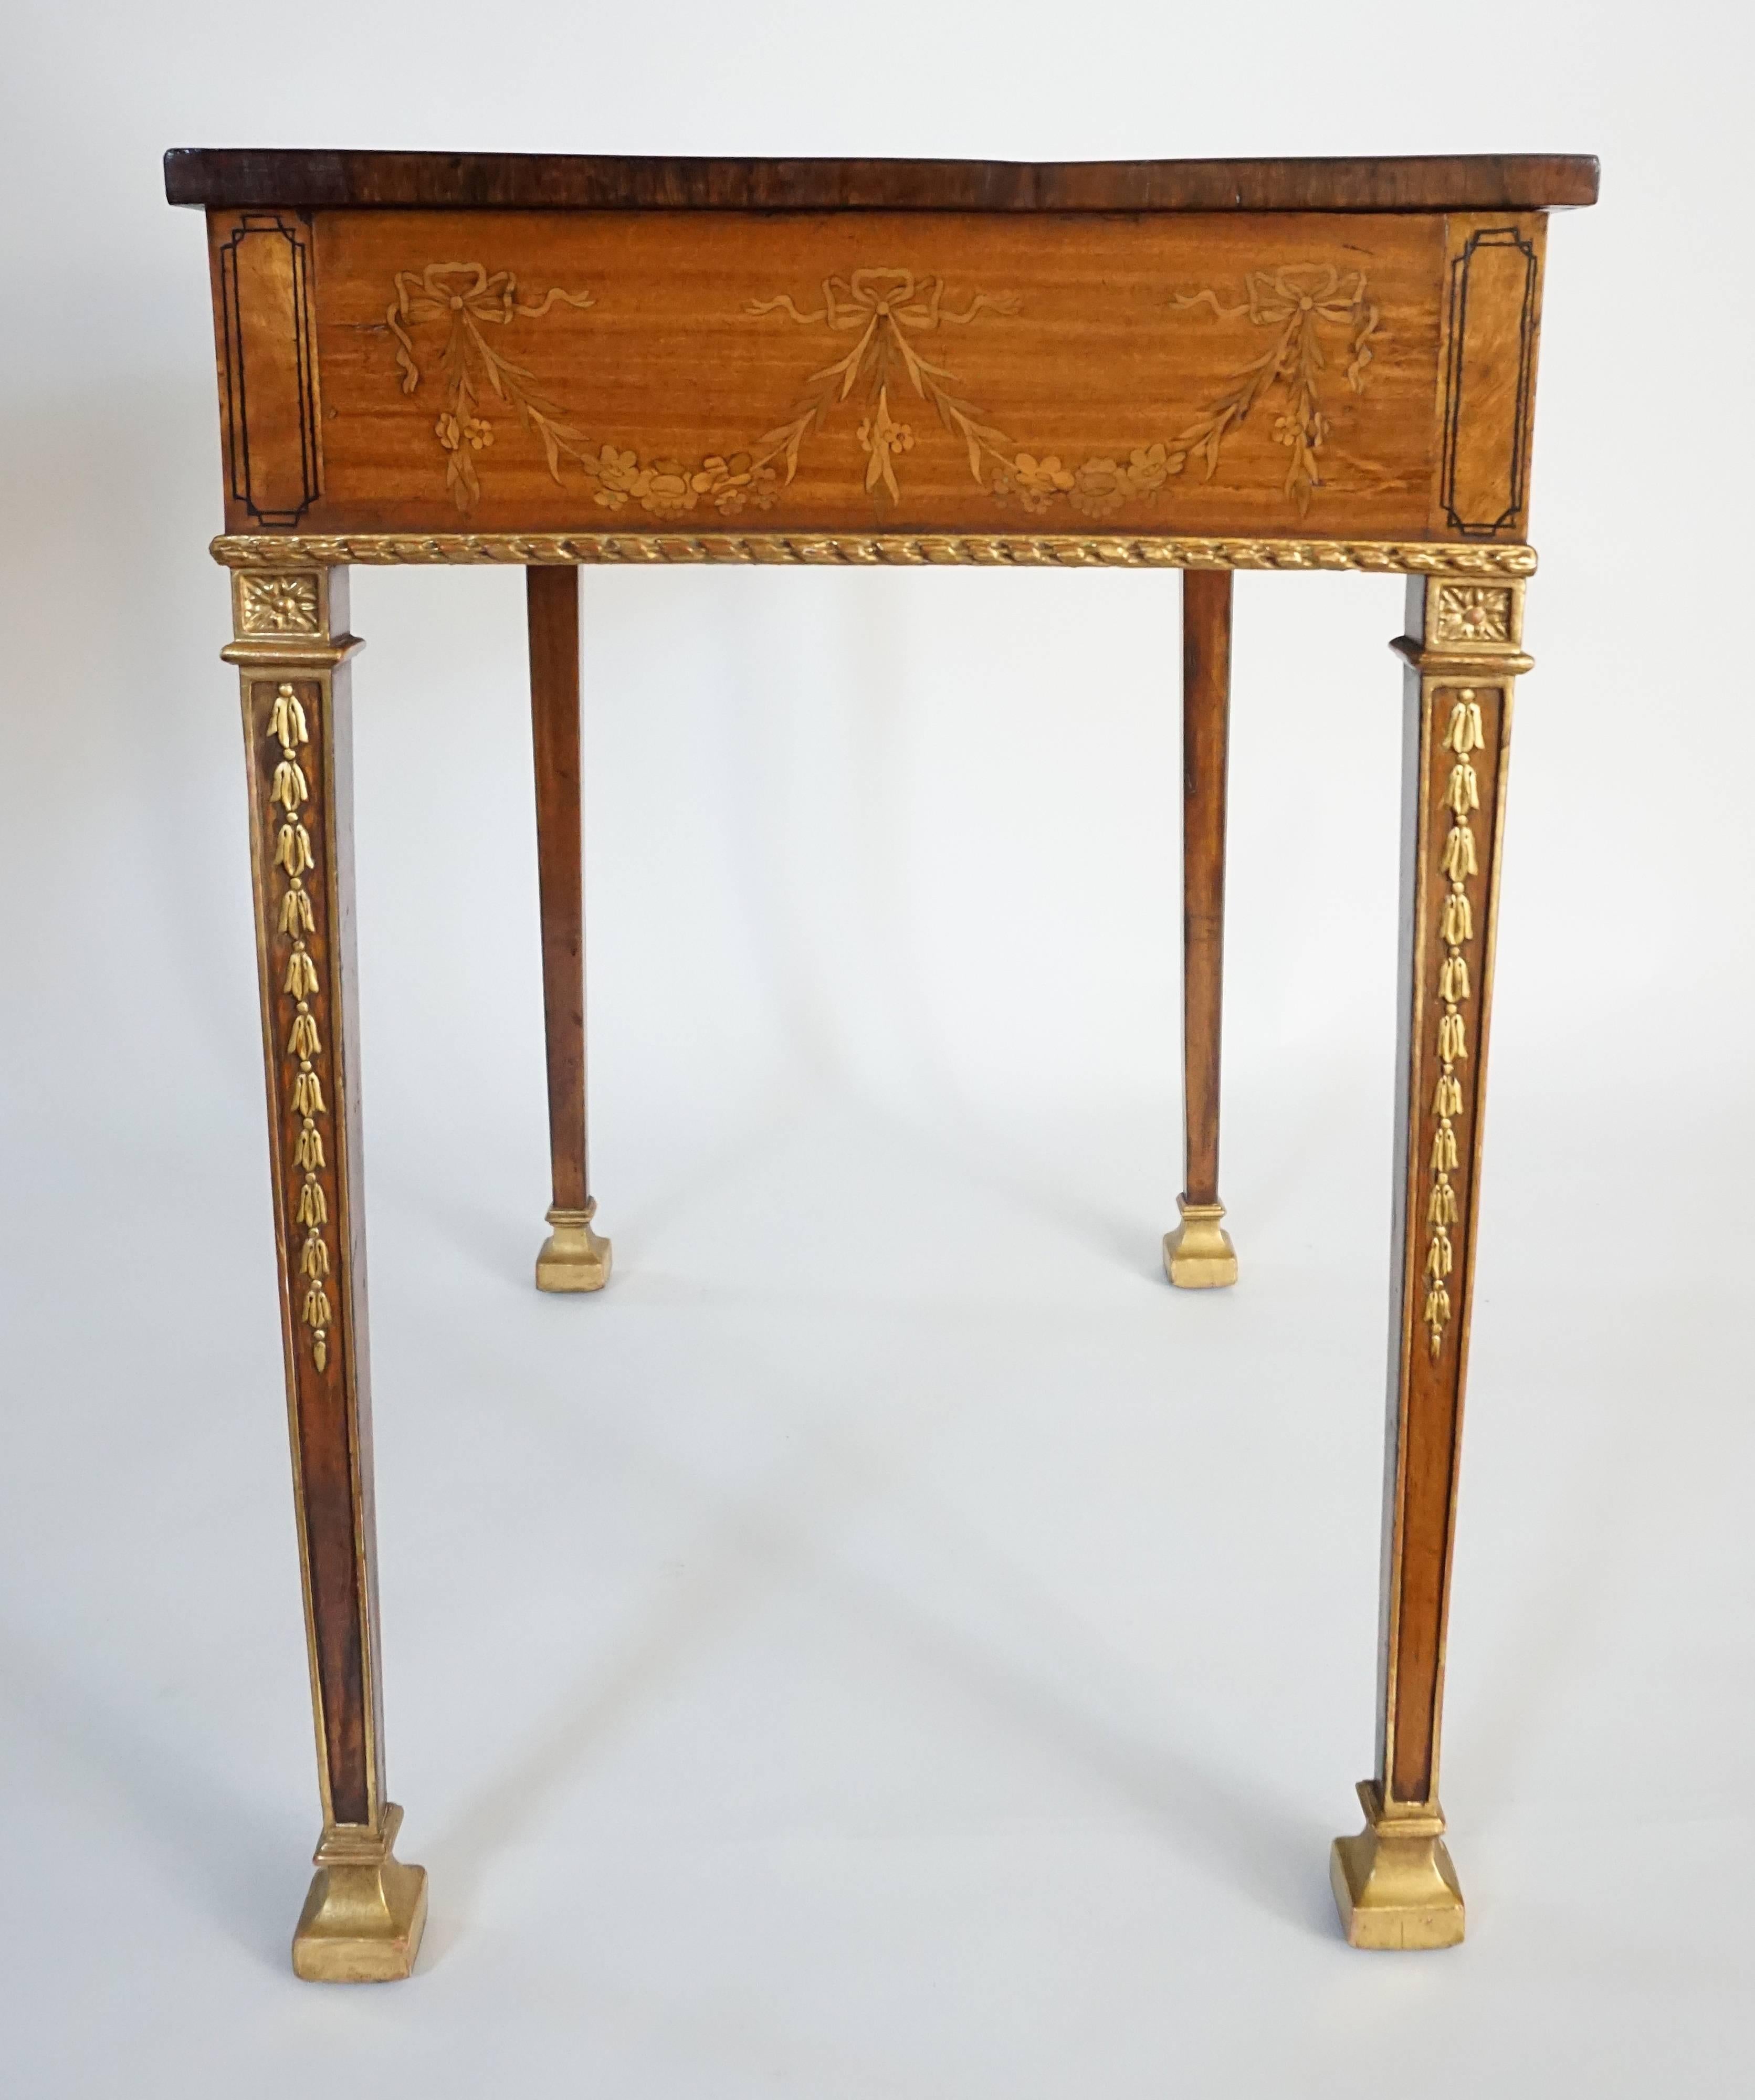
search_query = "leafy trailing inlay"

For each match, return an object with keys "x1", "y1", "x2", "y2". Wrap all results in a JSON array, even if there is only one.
[
  {"x1": 1166, "y1": 268, "x2": 1382, "y2": 513},
  {"x1": 387, "y1": 265, "x2": 598, "y2": 510},
  {"x1": 383, "y1": 260, "x2": 1392, "y2": 519}
]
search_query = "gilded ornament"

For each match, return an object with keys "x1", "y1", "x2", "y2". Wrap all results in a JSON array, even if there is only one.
[
  {"x1": 271, "y1": 685, "x2": 309, "y2": 749},
  {"x1": 239, "y1": 573, "x2": 321, "y2": 636},
  {"x1": 257, "y1": 666, "x2": 338, "y2": 1375},
  {"x1": 1441, "y1": 890, "x2": 1472, "y2": 945},
  {"x1": 1440, "y1": 824, "x2": 1477, "y2": 881},
  {"x1": 1433, "y1": 584, "x2": 1513, "y2": 645},
  {"x1": 1446, "y1": 696, "x2": 1485, "y2": 753},
  {"x1": 1422, "y1": 682, "x2": 1491, "y2": 1357},
  {"x1": 275, "y1": 821, "x2": 314, "y2": 877},
  {"x1": 216, "y1": 531, "x2": 1539, "y2": 577},
  {"x1": 280, "y1": 884, "x2": 316, "y2": 936}
]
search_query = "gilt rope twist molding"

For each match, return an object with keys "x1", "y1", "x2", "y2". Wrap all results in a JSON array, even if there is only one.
[
  {"x1": 1423, "y1": 688, "x2": 1486, "y2": 1357},
  {"x1": 215, "y1": 532, "x2": 1538, "y2": 576},
  {"x1": 382, "y1": 259, "x2": 1392, "y2": 521},
  {"x1": 266, "y1": 680, "x2": 334, "y2": 1374}
]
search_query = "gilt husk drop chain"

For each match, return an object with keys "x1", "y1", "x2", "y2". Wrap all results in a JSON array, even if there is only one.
[
  {"x1": 267, "y1": 680, "x2": 334, "y2": 1374},
  {"x1": 1422, "y1": 688, "x2": 1486, "y2": 1357}
]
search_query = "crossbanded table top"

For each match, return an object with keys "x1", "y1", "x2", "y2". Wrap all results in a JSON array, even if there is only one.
[{"x1": 164, "y1": 150, "x2": 1601, "y2": 216}]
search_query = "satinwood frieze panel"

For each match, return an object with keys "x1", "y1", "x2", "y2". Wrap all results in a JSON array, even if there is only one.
[{"x1": 220, "y1": 208, "x2": 1504, "y2": 539}]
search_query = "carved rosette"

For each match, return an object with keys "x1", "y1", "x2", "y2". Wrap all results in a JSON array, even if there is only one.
[
  {"x1": 1432, "y1": 583, "x2": 1514, "y2": 646},
  {"x1": 240, "y1": 571, "x2": 322, "y2": 635}
]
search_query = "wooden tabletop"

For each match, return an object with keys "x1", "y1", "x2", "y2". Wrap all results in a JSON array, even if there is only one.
[{"x1": 164, "y1": 150, "x2": 1600, "y2": 215}]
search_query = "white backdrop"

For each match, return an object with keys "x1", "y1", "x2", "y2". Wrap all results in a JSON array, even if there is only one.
[{"x1": 2, "y1": 3, "x2": 1751, "y2": 2093}]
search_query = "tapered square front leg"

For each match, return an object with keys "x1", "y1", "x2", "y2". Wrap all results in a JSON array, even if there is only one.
[
  {"x1": 1331, "y1": 572, "x2": 1532, "y2": 1949},
  {"x1": 1165, "y1": 569, "x2": 1238, "y2": 1287},
  {"x1": 528, "y1": 565, "x2": 611, "y2": 1292},
  {"x1": 224, "y1": 565, "x2": 426, "y2": 1981}
]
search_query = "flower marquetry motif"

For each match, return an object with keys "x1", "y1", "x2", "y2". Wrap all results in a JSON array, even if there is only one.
[
  {"x1": 1166, "y1": 268, "x2": 1382, "y2": 514},
  {"x1": 386, "y1": 264, "x2": 597, "y2": 511},
  {"x1": 383, "y1": 256, "x2": 1392, "y2": 522}
]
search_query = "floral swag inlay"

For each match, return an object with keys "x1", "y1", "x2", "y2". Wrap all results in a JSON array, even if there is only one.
[{"x1": 385, "y1": 260, "x2": 1387, "y2": 520}]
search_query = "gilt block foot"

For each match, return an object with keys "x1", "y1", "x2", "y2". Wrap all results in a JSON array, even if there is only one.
[
  {"x1": 535, "y1": 1201, "x2": 612, "y2": 1293},
  {"x1": 1163, "y1": 1196, "x2": 1238, "y2": 1288},
  {"x1": 291, "y1": 1804, "x2": 428, "y2": 1982},
  {"x1": 1329, "y1": 1782, "x2": 1465, "y2": 1950}
]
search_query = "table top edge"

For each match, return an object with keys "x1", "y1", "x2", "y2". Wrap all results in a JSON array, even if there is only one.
[{"x1": 164, "y1": 149, "x2": 1601, "y2": 214}]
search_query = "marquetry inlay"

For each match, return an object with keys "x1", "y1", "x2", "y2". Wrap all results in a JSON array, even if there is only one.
[{"x1": 380, "y1": 255, "x2": 1395, "y2": 523}]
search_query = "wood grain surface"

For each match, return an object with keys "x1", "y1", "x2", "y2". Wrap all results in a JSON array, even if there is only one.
[
  {"x1": 204, "y1": 206, "x2": 1550, "y2": 540},
  {"x1": 527, "y1": 567, "x2": 591, "y2": 1216},
  {"x1": 1181, "y1": 571, "x2": 1232, "y2": 1207},
  {"x1": 167, "y1": 149, "x2": 1600, "y2": 215}
]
